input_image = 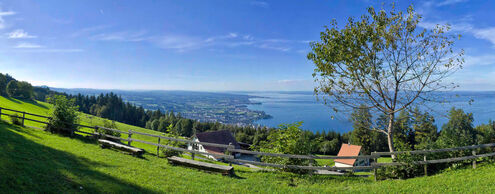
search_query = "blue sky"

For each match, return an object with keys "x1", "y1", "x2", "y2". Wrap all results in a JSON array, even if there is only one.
[{"x1": 0, "y1": 0, "x2": 494, "y2": 91}]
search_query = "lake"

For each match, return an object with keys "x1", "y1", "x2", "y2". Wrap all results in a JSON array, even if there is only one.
[{"x1": 244, "y1": 91, "x2": 495, "y2": 133}]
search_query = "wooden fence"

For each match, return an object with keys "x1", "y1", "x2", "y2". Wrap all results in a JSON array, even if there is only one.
[{"x1": 1, "y1": 106, "x2": 495, "y2": 179}]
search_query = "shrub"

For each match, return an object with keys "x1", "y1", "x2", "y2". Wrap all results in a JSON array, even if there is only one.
[
  {"x1": 10, "y1": 114, "x2": 22, "y2": 125},
  {"x1": 258, "y1": 122, "x2": 313, "y2": 173},
  {"x1": 160, "y1": 123, "x2": 184, "y2": 157},
  {"x1": 45, "y1": 95, "x2": 79, "y2": 135}
]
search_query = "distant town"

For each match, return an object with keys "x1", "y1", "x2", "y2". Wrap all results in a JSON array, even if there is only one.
[{"x1": 54, "y1": 88, "x2": 272, "y2": 125}]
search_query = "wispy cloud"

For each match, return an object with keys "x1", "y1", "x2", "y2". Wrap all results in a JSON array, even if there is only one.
[
  {"x1": 250, "y1": 1, "x2": 269, "y2": 8},
  {"x1": 463, "y1": 54, "x2": 495, "y2": 67},
  {"x1": 419, "y1": 21, "x2": 495, "y2": 47},
  {"x1": 70, "y1": 25, "x2": 112, "y2": 38},
  {"x1": 90, "y1": 30, "x2": 148, "y2": 42},
  {"x1": 0, "y1": 9, "x2": 16, "y2": 29},
  {"x1": 14, "y1": 42, "x2": 43, "y2": 49},
  {"x1": 7, "y1": 29, "x2": 36, "y2": 39},
  {"x1": 436, "y1": 0, "x2": 468, "y2": 6},
  {"x1": 14, "y1": 48, "x2": 84, "y2": 53}
]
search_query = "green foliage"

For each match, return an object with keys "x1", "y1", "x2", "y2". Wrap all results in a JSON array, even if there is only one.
[
  {"x1": 412, "y1": 107, "x2": 438, "y2": 147},
  {"x1": 350, "y1": 106, "x2": 373, "y2": 154},
  {"x1": 160, "y1": 123, "x2": 184, "y2": 157},
  {"x1": 258, "y1": 122, "x2": 313, "y2": 173},
  {"x1": 393, "y1": 110, "x2": 415, "y2": 150},
  {"x1": 46, "y1": 95, "x2": 79, "y2": 135},
  {"x1": 475, "y1": 120, "x2": 495, "y2": 145},
  {"x1": 6, "y1": 80, "x2": 33, "y2": 100},
  {"x1": 437, "y1": 107, "x2": 476, "y2": 149}
]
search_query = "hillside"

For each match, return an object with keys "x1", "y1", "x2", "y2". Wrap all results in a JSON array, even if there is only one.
[{"x1": 1, "y1": 97, "x2": 495, "y2": 193}]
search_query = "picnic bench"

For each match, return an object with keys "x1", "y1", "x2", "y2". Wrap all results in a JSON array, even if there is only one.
[
  {"x1": 98, "y1": 139, "x2": 144, "y2": 157},
  {"x1": 167, "y1": 156, "x2": 234, "y2": 176}
]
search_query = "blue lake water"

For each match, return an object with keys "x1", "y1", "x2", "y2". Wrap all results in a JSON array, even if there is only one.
[{"x1": 243, "y1": 91, "x2": 495, "y2": 133}]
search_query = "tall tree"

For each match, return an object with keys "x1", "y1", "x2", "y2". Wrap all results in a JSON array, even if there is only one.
[
  {"x1": 307, "y1": 4, "x2": 463, "y2": 156},
  {"x1": 437, "y1": 107, "x2": 476, "y2": 148},
  {"x1": 350, "y1": 105, "x2": 373, "y2": 154}
]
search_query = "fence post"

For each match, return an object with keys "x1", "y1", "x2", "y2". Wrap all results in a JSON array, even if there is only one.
[
  {"x1": 309, "y1": 157, "x2": 315, "y2": 176},
  {"x1": 472, "y1": 150, "x2": 476, "y2": 169},
  {"x1": 0, "y1": 107, "x2": 2, "y2": 121},
  {"x1": 191, "y1": 143, "x2": 195, "y2": 160},
  {"x1": 424, "y1": 154, "x2": 428, "y2": 176},
  {"x1": 157, "y1": 137, "x2": 161, "y2": 157},
  {"x1": 373, "y1": 152, "x2": 377, "y2": 181},
  {"x1": 128, "y1": 130, "x2": 133, "y2": 146},
  {"x1": 21, "y1": 112, "x2": 26, "y2": 127},
  {"x1": 228, "y1": 143, "x2": 233, "y2": 166}
]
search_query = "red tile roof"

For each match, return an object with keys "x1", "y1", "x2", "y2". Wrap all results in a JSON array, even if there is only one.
[{"x1": 334, "y1": 144, "x2": 362, "y2": 166}]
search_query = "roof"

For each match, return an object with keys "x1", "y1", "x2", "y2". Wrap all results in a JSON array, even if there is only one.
[
  {"x1": 195, "y1": 130, "x2": 240, "y2": 155},
  {"x1": 333, "y1": 144, "x2": 362, "y2": 166}
]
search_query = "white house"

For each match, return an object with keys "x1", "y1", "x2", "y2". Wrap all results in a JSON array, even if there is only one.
[
  {"x1": 334, "y1": 144, "x2": 370, "y2": 169},
  {"x1": 187, "y1": 130, "x2": 241, "y2": 160}
]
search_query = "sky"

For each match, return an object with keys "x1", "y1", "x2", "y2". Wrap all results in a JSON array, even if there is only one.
[{"x1": 0, "y1": 0, "x2": 494, "y2": 91}]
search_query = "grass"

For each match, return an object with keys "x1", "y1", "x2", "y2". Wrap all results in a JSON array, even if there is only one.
[{"x1": 2, "y1": 97, "x2": 495, "y2": 193}]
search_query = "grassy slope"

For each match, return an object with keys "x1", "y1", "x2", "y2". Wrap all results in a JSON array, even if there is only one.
[{"x1": 1, "y1": 97, "x2": 495, "y2": 193}]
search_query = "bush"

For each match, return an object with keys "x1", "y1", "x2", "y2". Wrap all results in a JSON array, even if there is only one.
[
  {"x1": 160, "y1": 123, "x2": 184, "y2": 157},
  {"x1": 258, "y1": 122, "x2": 313, "y2": 174},
  {"x1": 45, "y1": 95, "x2": 79, "y2": 135},
  {"x1": 95, "y1": 120, "x2": 121, "y2": 141},
  {"x1": 10, "y1": 114, "x2": 22, "y2": 125}
]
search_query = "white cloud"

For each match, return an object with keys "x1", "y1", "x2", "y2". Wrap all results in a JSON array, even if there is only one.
[
  {"x1": 250, "y1": 1, "x2": 269, "y2": 8},
  {"x1": 14, "y1": 48, "x2": 84, "y2": 53},
  {"x1": 436, "y1": 0, "x2": 468, "y2": 6},
  {"x1": 419, "y1": 21, "x2": 495, "y2": 47},
  {"x1": 14, "y1": 42, "x2": 43, "y2": 49},
  {"x1": 472, "y1": 27, "x2": 495, "y2": 46},
  {"x1": 7, "y1": 29, "x2": 36, "y2": 39},
  {"x1": 463, "y1": 54, "x2": 495, "y2": 67},
  {"x1": 90, "y1": 30, "x2": 148, "y2": 42},
  {"x1": 153, "y1": 35, "x2": 202, "y2": 52},
  {"x1": 0, "y1": 9, "x2": 16, "y2": 29}
]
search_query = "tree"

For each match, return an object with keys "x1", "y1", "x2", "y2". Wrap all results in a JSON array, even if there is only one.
[
  {"x1": 258, "y1": 122, "x2": 312, "y2": 173},
  {"x1": 6, "y1": 80, "x2": 19, "y2": 98},
  {"x1": 437, "y1": 107, "x2": 476, "y2": 148},
  {"x1": 412, "y1": 107, "x2": 438, "y2": 147},
  {"x1": 307, "y1": 4, "x2": 463, "y2": 156},
  {"x1": 475, "y1": 120, "x2": 495, "y2": 145},
  {"x1": 350, "y1": 105, "x2": 373, "y2": 154},
  {"x1": 46, "y1": 95, "x2": 79, "y2": 135},
  {"x1": 393, "y1": 110, "x2": 414, "y2": 150}
]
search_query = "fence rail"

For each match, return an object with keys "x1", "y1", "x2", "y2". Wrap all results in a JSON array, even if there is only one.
[{"x1": 2, "y1": 106, "x2": 495, "y2": 176}]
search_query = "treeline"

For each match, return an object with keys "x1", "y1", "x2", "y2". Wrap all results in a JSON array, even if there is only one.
[
  {"x1": 0, "y1": 73, "x2": 59, "y2": 101},
  {"x1": 348, "y1": 106, "x2": 495, "y2": 155}
]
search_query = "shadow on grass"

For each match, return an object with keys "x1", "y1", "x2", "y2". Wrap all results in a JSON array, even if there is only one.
[
  {"x1": 0, "y1": 123, "x2": 158, "y2": 193},
  {"x1": 3, "y1": 97, "x2": 22, "y2": 104},
  {"x1": 24, "y1": 99, "x2": 49, "y2": 109}
]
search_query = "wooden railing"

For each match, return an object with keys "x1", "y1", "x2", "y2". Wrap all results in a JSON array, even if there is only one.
[{"x1": 1, "y1": 106, "x2": 495, "y2": 178}]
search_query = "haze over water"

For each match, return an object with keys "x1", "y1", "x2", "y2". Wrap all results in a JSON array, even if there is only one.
[{"x1": 245, "y1": 91, "x2": 495, "y2": 133}]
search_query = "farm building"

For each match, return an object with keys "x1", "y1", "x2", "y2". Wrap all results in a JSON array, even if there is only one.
[
  {"x1": 187, "y1": 130, "x2": 241, "y2": 160},
  {"x1": 334, "y1": 144, "x2": 370, "y2": 169}
]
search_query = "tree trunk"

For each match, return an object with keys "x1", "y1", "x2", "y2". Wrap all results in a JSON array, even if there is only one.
[{"x1": 386, "y1": 112, "x2": 396, "y2": 159}]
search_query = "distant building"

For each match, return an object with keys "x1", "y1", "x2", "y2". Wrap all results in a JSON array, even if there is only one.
[
  {"x1": 334, "y1": 144, "x2": 370, "y2": 170},
  {"x1": 187, "y1": 130, "x2": 259, "y2": 162},
  {"x1": 188, "y1": 130, "x2": 241, "y2": 160}
]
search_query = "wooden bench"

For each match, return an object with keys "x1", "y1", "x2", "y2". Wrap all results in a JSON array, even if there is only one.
[
  {"x1": 167, "y1": 156, "x2": 234, "y2": 176},
  {"x1": 98, "y1": 139, "x2": 144, "y2": 157}
]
